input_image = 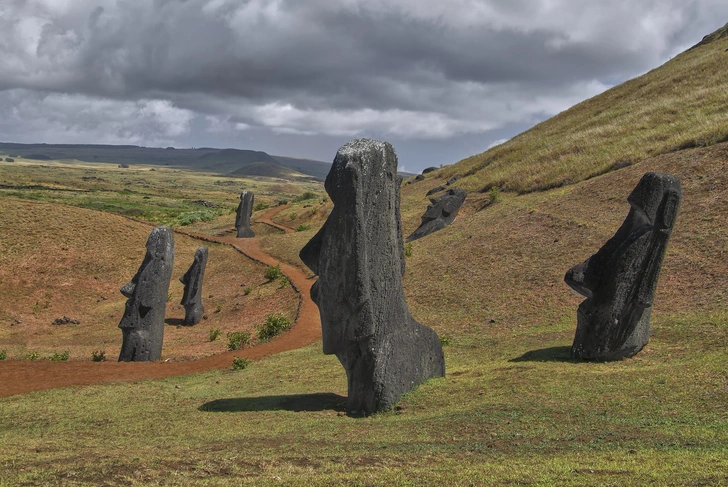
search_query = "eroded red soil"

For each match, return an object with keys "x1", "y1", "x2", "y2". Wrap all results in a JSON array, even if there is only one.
[{"x1": 0, "y1": 207, "x2": 321, "y2": 398}]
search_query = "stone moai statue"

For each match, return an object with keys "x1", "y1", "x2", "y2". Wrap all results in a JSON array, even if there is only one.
[
  {"x1": 118, "y1": 226, "x2": 175, "y2": 362},
  {"x1": 406, "y1": 188, "x2": 467, "y2": 242},
  {"x1": 565, "y1": 172, "x2": 682, "y2": 360},
  {"x1": 300, "y1": 138, "x2": 445, "y2": 415},
  {"x1": 235, "y1": 191, "x2": 255, "y2": 238},
  {"x1": 179, "y1": 246, "x2": 208, "y2": 325}
]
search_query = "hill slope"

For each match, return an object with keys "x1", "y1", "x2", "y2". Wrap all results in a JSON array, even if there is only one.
[
  {"x1": 0, "y1": 143, "x2": 330, "y2": 179},
  {"x1": 435, "y1": 21, "x2": 728, "y2": 194}
]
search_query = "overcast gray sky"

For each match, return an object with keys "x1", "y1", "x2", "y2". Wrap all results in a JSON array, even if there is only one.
[{"x1": 1, "y1": 1, "x2": 726, "y2": 173}]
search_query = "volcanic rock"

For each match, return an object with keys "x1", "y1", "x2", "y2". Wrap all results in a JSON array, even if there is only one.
[
  {"x1": 565, "y1": 172, "x2": 682, "y2": 360},
  {"x1": 179, "y1": 246, "x2": 208, "y2": 325},
  {"x1": 235, "y1": 191, "x2": 255, "y2": 238},
  {"x1": 300, "y1": 138, "x2": 445, "y2": 415},
  {"x1": 118, "y1": 226, "x2": 175, "y2": 362},
  {"x1": 407, "y1": 188, "x2": 467, "y2": 242}
]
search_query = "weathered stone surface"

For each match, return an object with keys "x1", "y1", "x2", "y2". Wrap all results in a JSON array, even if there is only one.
[
  {"x1": 300, "y1": 138, "x2": 445, "y2": 415},
  {"x1": 406, "y1": 174, "x2": 425, "y2": 185},
  {"x1": 118, "y1": 226, "x2": 175, "y2": 362},
  {"x1": 407, "y1": 188, "x2": 467, "y2": 242},
  {"x1": 426, "y1": 184, "x2": 447, "y2": 196},
  {"x1": 179, "y1": 246, "x2": 208, "y2": 325},
  {"x1": 446, "y1": 175, "x2": 461, "y2": 185},
  {"x1": 235, "y1": 191, "x2": 255, "y2": 238},
  {"x1": 422, "y1": 166, "x2": 438, "y2": 174},
  {"x1": 565, "y1": 172, "x2": 682, "y2": 361}
]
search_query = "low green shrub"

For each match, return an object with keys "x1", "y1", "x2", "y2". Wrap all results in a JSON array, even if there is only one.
[
  {"x1": 404, "y1": 242, "x2": 413, "y2": 258},
  {"x1": 295, "y1": 191, "x2": 317, "y2": 202},
  {"x1": 277, "y1": 199, "x2": 289, "y2": 206},
  {"x1": 243, "y1": 286, "x2": 253, "y2": 296},
  {"x1": 227, "y1": 331, "x2": 251, "y2": 351},
  {"x1": 23, "y1": 351, "x2": 38, "y2": 361},
  {"x1": 232, "y1": 356, "x2": 249, "y2": 370},
  {"x1": 439, "y1": 335, "x2": 452, "y2": 346},
  {"x1": 488, "y1": 186, "x2": 502, "y2": 203},
  {"x1": 264, "y1": 264, "x2": 283, "y2": 281},
  {"x1": 253, "y1": 202, "x2": 269, "y2": 211},
  {"x1": 256, "y1": 314, "x2": 292, "y2": 342},
  {"x1": 208, "y1": 328, "x2": 221, "y2": 342},
  {"x1": 0, "y1": 350, "x2": 6, "y2": 360},
  {"x1": 175, "y1": 209, "x2": 218, "y2": 226},
  {"x1": 296, "y1": 224, "x2": 310, "y2": 232},
  {"x1": 91, "y1": 350, "x2": 106, "y2": 362},
  {"x1": 49, "y1": 350, "x2": 69, "y2": 361}
]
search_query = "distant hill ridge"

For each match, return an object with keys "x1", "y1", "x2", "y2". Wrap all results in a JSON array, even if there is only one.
[{"x1": 0, "y1": 142, "x2": 331, "y2": 179}]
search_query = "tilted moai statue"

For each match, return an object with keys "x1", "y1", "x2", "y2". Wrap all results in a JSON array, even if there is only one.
[
  {"x1": 118, "y1": 226, "x2": 175, "y2": 362},
  {"x1": 235, "y1": 191, "x2": 255, "y2": 238},
  {"x1": 300, "y1": 138, "x2": 445, "y2": 415},
  {"x1": 179, "y1": 246, "x2": 208, "y2": 325},
  {"x1": 565, "y1": 172, "x2": 682, "y2": 360},
  {"x1": 406, "y1": 188, "x2": 467, "y2": 242}
]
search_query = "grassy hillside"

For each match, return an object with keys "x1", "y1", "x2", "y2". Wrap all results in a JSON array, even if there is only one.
[
  {"x1": 2, "y1": 25, "x2": 728, "y2": 486},
  {"x1": 434, "y1": 21, "x2": 728, "y2": 194}
]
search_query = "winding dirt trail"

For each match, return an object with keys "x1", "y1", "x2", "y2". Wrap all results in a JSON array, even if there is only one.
[
  {"x1": 0, "y1": 207, "x2": 321, "y2": 399},
  {"x1": 256, "y1": 204, "x2": 295, "y2": 234}
]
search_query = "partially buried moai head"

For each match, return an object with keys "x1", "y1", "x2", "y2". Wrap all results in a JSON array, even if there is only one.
[{"x1": 565, "y1": 172, "x2": 682, "y2": 360}]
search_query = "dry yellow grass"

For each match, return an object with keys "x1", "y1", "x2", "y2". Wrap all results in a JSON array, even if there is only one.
[{"x1": 439, "y1": 23, "x2": 728, "y2": 194}]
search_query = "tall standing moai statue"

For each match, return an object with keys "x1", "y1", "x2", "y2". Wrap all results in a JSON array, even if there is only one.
[
  {"x1": 179, "y1": 246, "x2": 208, "y2": 325},
  {"x1": 300, "y1": 138, "x2": 445, "y2": 415},
  {"x1": 565, "y1": 172, "x2": 682, "y2": 361},
  {"x1": 118, "y1": 226, "x2": 175, "y2": 362},
  {"x1": 235, "y1": 191, "x2": 255, "y2": 238}
]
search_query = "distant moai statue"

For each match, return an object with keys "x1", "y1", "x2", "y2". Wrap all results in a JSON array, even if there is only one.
[
  {"x1": 179, "y1": 246, "x2": 208, "y2": 325},
  {"x1": 300, "y1": 139, "x2": 445, "y2": 416},
  {"x1": 235, "y1": 191, "x2": 255, "y2": 238},
  {"x1": 565, "y1": 172, "x2": 682, "y2": 360},
  {"x1": 118, "y1": 226, "x2": 175, "y2": 362}
]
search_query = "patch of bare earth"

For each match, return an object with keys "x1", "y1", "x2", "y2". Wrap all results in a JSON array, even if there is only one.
[{"x1": 0, "y1": 198, "x2": 298, "y2": 361}]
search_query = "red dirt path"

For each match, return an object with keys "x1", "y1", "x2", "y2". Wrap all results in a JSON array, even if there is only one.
[{"x1": 0, "y1": 206, "x2": 321, "y2": 399}]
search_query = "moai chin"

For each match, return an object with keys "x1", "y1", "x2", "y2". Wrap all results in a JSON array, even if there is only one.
[
  {"x1": 235, "y1": 191, "x2": 255, "y2": 238},
  {"x1": 118, "y1": 226, "x2": 175, "y2": 362},
  {"x1": 179, "y1": 246, "x2": 208, "y2": 325},
  {"x1": 299, "y1": 138, "x2": 445, "y2": 415},
  {"x1": 565, "y1": 172, "x2": 682, "y2": 361}
]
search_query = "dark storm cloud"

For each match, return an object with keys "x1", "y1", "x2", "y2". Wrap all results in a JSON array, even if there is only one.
[{"x1": 1, "y1": 0, "x2": 727, "y2": 167}]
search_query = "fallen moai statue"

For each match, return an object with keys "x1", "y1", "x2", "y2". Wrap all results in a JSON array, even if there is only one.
[
  {"x1": 235, "y1": 191, "x2": 255, "y2": 238},
  {"x1": 180, "y1": 246, "x2": 208, "y2": 325},
  {"x1": 565, "y1": 172, "x2": 682, "y2": 361},
  {"x1": 407, "y1": 188, "x2": 467, "y2": 242},
  {"x1": 300, "y1": 138, "x2": 445, "y2": 415},
  {"x1": 118, "y1": 226, "x2": 175, "y2": 362}
]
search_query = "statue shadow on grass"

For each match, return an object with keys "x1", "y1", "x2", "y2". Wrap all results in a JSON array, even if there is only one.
[
  {"x1": 199, "y1": 393, "x2": 347, "y2": 413},
  {"x1": 509, "y1": 345, "x2": 576, "y2": 363},
  {"x1": 164, "y1": 318, "x2": 189, "y2": 326}
]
